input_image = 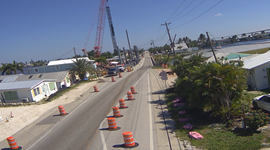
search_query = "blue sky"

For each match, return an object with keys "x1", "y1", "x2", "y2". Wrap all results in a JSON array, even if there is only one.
[{"x1": 1, "y1": 0, "x2": 270, "y2": 63}]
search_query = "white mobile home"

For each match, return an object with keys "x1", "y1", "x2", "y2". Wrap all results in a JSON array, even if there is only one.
[
  {"x1": 243, "y1": 51, "x2": 270, "y2": 90},
  {"x1": 0, "y1": 80, "x2": 58, "y2": 103}
]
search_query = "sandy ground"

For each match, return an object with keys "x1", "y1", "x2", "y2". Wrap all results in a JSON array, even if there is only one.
[{"x1": 0, "y1": 81, "x2": 98, "y2": 142}]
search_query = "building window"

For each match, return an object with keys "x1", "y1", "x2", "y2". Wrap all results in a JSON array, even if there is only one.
[
  {"x1": 34, "y1": 69, "x2": 39, "y2": 73},
  {"x1": 33, "y1": 87, "x2": 41, "y2": 96},
  {"x1": 66, "y1": 76, "x2": 70, "y2": 83},
  {"x1": 3, "y1": 91, "x2": 18, "y2": 101},
  {"x1": 49, "y1": 82, "x2": 55, "y2": 91},
  {"x1": 55, "y1": 65, "x2": 60, "y2": 70},
  {"x1": 29, "y1": 75, "x2": 33, "y2": 79}
]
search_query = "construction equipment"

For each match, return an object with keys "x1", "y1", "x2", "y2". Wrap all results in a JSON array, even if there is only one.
[
  {"x1": 82, "y1": 0, "x2": 120, "y2": 59},
  {"x1": 93, "y1": 0, "x2": 107, "y2": 57}
]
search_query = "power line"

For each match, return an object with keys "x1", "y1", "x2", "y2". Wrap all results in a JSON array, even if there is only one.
[
  {"x1": 172, "y1": 0, "x2": 223, "y2": 29},
  {"x1": 170, "y1": 0, "x2": 207, "y2": 22},
  {"x1": 50, "y1": 49, "x2": 73, "y2": 61},
  {"x1": 166, "y1": 0, "x2": 186, "y2": 22},
  {"x1": 168, "y1": 0, "x2": 195, "y2": 22}
]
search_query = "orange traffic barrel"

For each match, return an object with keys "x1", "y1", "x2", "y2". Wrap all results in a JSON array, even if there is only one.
[
  {"x1": 119, "y1": 73, "x2": 122, "y2": 78},
  {"x1": 6, "y1": 136, "x2": 21, "y2": 150},
  {"x1": 112, "y1": 106, "x2": 122, "y2": 117},
  {"x1": 127, "y1": 91, "x2": 135, "y2": 100},
  {"x1": 93, "y1": 86, "x2": 99, "y2": 92},
  {"x1": 107, "y1": 117, "x2": 120, "y2": 130},
  {"x1": 119, "y1": 99, "x2": 128, "y2": 109},
  {"x1": 111, "y1": 76, "x2": 116, "y2": 82},
  {"x1": 58, "y1": 105, "x2": 67, "y2": 115},
  {"x1": 122, "y1": 131, "x2": 139, "y2": 147},
  {"x1": 130, "y1": 86, "x2": 137, "y2": 94}
]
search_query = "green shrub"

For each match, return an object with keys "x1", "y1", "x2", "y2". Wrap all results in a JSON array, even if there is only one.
[{"x1": 245, "y1": 109, "x2": 270, "y2": 130}]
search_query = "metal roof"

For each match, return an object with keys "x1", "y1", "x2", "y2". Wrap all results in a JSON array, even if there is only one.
[
  {"x1": 47, "y1": 57, "x2": 94, "y2": 66},
  {"x1": 0, "y1": 75, "x2": 20, "y2": 83},
  {"x1": 0, "y1": 80, "x2": 44, "y2": 90},
  {"x1": 243, "y1": 51, "x2": 270, "y2": 69},
  {"x1": 16, "y1": 71, "x2": 69, "y2": 82}
]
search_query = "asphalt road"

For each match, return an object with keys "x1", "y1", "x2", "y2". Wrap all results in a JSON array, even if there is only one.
[{"x1": 1, "y1": 53, "x2": 156, "y2": 150}]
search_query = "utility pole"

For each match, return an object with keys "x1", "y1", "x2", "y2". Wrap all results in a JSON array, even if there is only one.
[
  {"x1": 123, "y1": 47, "x2": 128, "y2": 64},
  {"x1": 73, "y1": 47, "x2": 78, "y2": 62},
  {"x1": 161, "y1": 22, "x2": 176, "y2": 56},
  {"x1": 206, "y1": 32, "x2": 217, "y2": 62},
  {"x1": 126, "y1": 30, "x2": 134, "y2": 64},
  {"x1": 151, "y1": 40, "x2": 156, "y2": 48}
]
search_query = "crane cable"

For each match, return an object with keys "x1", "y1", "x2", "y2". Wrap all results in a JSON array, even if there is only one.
[{"x1": 83, "y1": 4, "x2": 99, "y2": 50}]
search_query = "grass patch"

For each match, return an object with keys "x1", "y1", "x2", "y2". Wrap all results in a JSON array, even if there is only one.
[
  {"x1": 240, "y1": 48, "x2": 269, "y2": 54},
  {"x1": 165, "y1": 92, "x2": 269, "y2": 150}
]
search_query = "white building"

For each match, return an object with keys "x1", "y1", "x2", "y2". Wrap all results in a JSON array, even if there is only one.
[
  {"x1": 0, "y1": 80, "x2": 57, "y2": 103},
  {"x1": 243, "y1": 51, "x2": 270, "y2": 90}
]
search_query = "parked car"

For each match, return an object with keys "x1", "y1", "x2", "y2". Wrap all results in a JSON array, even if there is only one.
[
  {"x1": 116, "y1": 65, "x2": 125, "y2": 72},
  {"x1": 253, "y1": 94, "x2": 270, "y2": 111},
  {"x1": 107, "y1": 67, "x2": 119, "y2": 76}
]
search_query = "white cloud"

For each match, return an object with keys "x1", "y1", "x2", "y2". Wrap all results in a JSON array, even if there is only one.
[{"x1": 214, "y1": 13, "x2": 222, "y2": 17}]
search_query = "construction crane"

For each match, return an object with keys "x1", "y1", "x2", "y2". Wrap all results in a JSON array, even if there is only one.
[
  {"x1": 82, "y1": 0, "x2": 120, "y2": 60},
  {"x1": 106, "y1": 5, "x2": 121, "y2": 63},
  {"x1": 93, "y1": 0, "x2": 108, "y2": 57}
]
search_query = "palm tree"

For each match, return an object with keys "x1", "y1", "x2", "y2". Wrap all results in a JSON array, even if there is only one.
[
  {"x1": 0, "y1": 63, "x2": 16, "y2": 75},
  {"x1": 94, "y1": 56, "x2": 108, "y2": 66},
  {"x1": 69, "y1": 59, "x2": 94, "y2": 81},
  {"x1": 12, "y1": 61, "x2": 24, "y2": 73}
]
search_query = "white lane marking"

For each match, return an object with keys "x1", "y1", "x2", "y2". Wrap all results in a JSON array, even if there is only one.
[
  {"x1": 100, "y1": 66, "x2": 150, "y2": 150},
  {"x1": 148, "y1": 72, "x2": 154, "y2": 150},
  {"x1": 28, "y1": 58, "x2": 146, "y2": 150},
  {"x1": 26, "y1": 77, "x2": 121, "y2": 150}
]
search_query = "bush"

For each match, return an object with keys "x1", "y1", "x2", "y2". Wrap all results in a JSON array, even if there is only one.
[{"x1": 245, "y1": 109, "x2": 270, "y2": 130}]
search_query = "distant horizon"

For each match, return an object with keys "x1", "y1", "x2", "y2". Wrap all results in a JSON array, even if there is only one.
[{"x1": 1, "y1": 0, "x2": 270, "y2": 63}]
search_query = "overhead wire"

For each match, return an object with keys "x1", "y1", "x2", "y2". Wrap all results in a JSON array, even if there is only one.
[
  {"x1": 172, "y1": 0, "x2": 223, "y2": 29},
  {"x1": 166, "y1": 0, "x2": 186, "y2": 22},
  {"x1": 50, "y1": 49, "x2": 73, "y2": 61},
  {"x1": 170, "y1": 0, "x2": 207, "y2": 22},
  {"x1": 168, "y1": 0, "x2": 195, "y2": 22}
]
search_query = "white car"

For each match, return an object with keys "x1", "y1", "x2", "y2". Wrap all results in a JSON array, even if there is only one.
[
  {"x1": 253, "y1": 94, "x2": 270, "y2": 111},
  {"x1": 116, "y1": 65, "x2": 125, "y2": 72}
]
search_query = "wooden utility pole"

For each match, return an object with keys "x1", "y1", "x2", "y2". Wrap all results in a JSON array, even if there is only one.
[
  {"x1": 161, "y1": 22, "x2": 176, "y2": 56},
  {"x1": 73, "y1": 47, "x2": 78, "y2": 62},
  {"x1": 206, "y1": 32, "x2": 217, "y2": 62},
  {"x1": 151, "y1": 40, "x2": 156, "y2": 48}
]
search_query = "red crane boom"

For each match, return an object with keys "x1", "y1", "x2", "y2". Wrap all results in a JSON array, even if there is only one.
[{"x1": 94, "y1": 0, "x2": 108, "y2": 57}]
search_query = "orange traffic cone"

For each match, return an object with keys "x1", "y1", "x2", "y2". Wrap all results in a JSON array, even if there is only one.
[
  {"x1": 93, "y1": 86, "x2": 99, "y2": 92},
  {"x1": 112, "y1": 106, "x2": 122, "y2": 117},
  {"x1": 122, "y1": 131, "x2": 139, "y2": 148},
  {"x1": 119, "y1": 73, "x2": 122, "y2": 78},
  {"x1": 58, "y1": 105, "x2": 68, "y2": 115},
  {"x1": 6, "y1": 136, "x2": 21, "y2": 150},
  {"x1": 130, "y1": 86, "x2": 137, "y2": 94},
  {"x1": 111, "y1": 76, "x2": 116, "y2": 82},
  {"x1": 107, "y1": 117, "x2": 121, "y2": 130},
  {"x1": 127, "y1": 91, "x2": 135, "y2": 100},
  {"x1": 119, "y1": 99, "x2": 128, "y2": 109}
]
